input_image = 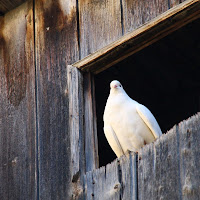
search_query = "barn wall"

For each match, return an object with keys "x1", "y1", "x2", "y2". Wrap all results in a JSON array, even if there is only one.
[
  {"x1": 78, "y1": 0, "x2": 184, "y2": 59},
  {"x1": 0, "y1": 0, "x2": 189, "y2": 199},
  {"x1": 84, "y1": 113, "x2": 200, "y2": 200},
  {"x1": 0, "y1": 1, "x2": 36, "y2": 200}
]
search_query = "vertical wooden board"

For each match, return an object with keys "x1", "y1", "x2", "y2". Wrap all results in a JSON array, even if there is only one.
[
  {"x1": 137, "y1": 143, "x2": 155, "y2": 200},
  {"x1": 67, "y1": 65, "x2": 85, "y2": 199},
  {"x1": 122, "y1": 0, "x2": 169, "y2": 34},
  {"x1": 138, "y1": 126, "x2": 181, "y2": 200},
  {"x1": 84, "y1": 72, "x2": 99, "y2": 172},
  {"x1": 79, "y1": 0, "x2": 122, "y2": 59},
  {"x1": 34, "y1": 0, "x2": 79, "y2": 199},
  {"x1": 92, "y1": 159, "x2": 120, "y2": 200},
  {"x1": 105, "y1": 160, "x2": 121, "y2": 200},
  {"x1": 0, "y1": 1, "x2": 36, "y2": 200},
  {"x1": 92, "y1": 167, "x2": 106, "y2": 200},
  {"x1": 169, "y1": 0, "x2": 180, "y2": 8},
  {"x1": 178, "y1": 114, "x2": 200, "y2": 199},
  {"x1": 119, "y1": 153, "x2": 137, "y2": 200},
  {"x1": 122, "y1": 0, "x2": 144, "y2": 33},
  {"x1": 84, "y1": 171, "x2": 95, "y2": 200}
]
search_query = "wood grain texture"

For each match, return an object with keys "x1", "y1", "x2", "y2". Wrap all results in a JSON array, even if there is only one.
[
  {"x1": 34, "y1": 0, "x2": 79, "y2": 199},
  {"x1": 169, "y1": 0, "x2": 181, "y2": 8},
  {"x1": 73, "y1": 0, "x2": 200, "y2": 74},
  {"x1": 67, "y1": 65, "x2": 84, "y2": 199},
  {"x1": 178, "y1": 114, "x2": 200, "y2": 199},
  {"x1": 122, "y1": 0, "x2": 169, "y2": 34},
  {"x1": 84, "y1": 154, "x2": 137, "y2": 200},
  {"x1": 84, "y1": 73, "x2": 99, "y2": 172},
  {"x1": 138, "y1": 113, "x2": 200, "y2": 200},
  {"x1": 79, "y1": 0, "x2": 122, "y2": 59},
  {"x1": 84, "y1": 170, "x2": 94, "y2": 200},
  {"x1": 138, "y1": 126, "x2": 181, "y2": 200},
  {"x1": 85, "y1": 159, "x2": 121, "y2": 200},
  {"x1": 0, "y1": 0, "x2": 26, "y2": 15},
  {"x1": 119, "y1": 153, "x2": 137, "y2": 200},
  {"x1": 0, "y1": 1, "x2": 36, "y2": 199}
]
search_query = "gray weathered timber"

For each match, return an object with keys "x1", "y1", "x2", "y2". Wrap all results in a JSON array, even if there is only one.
[
  {"x1": 34, "y1": 0, "x2": 80, "y2": 199},
  {"x1": 85, "y1": 159, "x2": 121, "y2": 200},
  {"x1": 79, "y1": 0, "x2": 122, "y2": 59},
  {"x1": 119, "y1": 153, "x2": 137, "y2": 200},
  {"x1": 84, "y1": 73, "x2": 99, "y2": 172},
  {"x1": 138, "y1": 113, "x2": 200, "y2": 200},
  {"x1": 84, "y1": 170, "x2": 94, "y2": 200},
  {"x1": 0, "y1": 0, "x2": 26, "y2": 15},
  {"x1": 0, "y1": 1, "x2": 36, "y2": 199},
  {"x1": 122, "y1": 0, "x2": 169, "y2": 34},
  {"x1": 138, "y1": 126, "x2": 181, "y2": 200},
  {"x1": 67, "y1": 65, "x2": 85, "y2": 199},
  {"x1": 178, "y1": 115, "x2": 200, "y2": 199},
  {"x1": 84, "y1": 153, "x2": 137, "y2": 200}
]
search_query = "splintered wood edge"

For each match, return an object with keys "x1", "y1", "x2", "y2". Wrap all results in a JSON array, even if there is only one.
[{"x1": 72, "y1": 0, "x2": 200, "y2": 74}]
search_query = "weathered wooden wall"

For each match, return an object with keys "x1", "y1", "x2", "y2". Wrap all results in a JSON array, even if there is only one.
[
  {"x1": 34, "y1": 0, "x2": 80, "y2": 199},
  {"x1": 0, "y1": 0, "x2": 196, "y2": 199},
  {"x1": 0, "y1": 1, "x2": 36, "y2": 199},
  {"x1": 84, "y1": 113, "x2": 200, "y2": 200}
]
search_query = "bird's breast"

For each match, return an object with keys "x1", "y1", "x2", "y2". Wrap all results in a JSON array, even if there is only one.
[{"x1": 104, "y1": 101, "x2": 155, "y2": 151}]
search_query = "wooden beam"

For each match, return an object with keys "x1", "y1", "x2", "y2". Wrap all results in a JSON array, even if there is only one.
[
  {"x1": 0, "y1": 0, "x2": 27, "y2": 15},
  {"x1": 73, "y1": 0, "x2": 200, "y2": 74}
]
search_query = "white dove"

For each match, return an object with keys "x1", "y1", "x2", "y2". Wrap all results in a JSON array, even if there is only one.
[{"x1": 103, "y1": 80, "x2": 162, "y2": 158}]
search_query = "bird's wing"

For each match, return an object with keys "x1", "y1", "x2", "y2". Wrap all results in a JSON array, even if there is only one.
[
  {"x1": 104, "y1": 124, "x2": 125, "y2": 158},
  {"x1": 136, "y1": 104, "x2": 162, "y2": 139}
]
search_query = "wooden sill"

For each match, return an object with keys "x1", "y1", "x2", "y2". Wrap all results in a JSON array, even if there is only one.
[{"x1": 73, "y1": 0, "x2": 200, "y2": 74}]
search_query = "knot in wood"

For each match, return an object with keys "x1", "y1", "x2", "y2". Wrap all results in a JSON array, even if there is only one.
[{"x1": 114, "y1": 183, "x2": 120, "y2": 190}]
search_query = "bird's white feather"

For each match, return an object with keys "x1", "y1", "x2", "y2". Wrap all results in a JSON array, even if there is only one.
[
  {"x1": 103, "y1": 80, "x2": 162, "y2": 158},
  {"x1": 104, "y1": 124, "x2": 125, "y2": 157},
  {"x1": 136, "y1": 104, "x2": 162, "y2": 139}
]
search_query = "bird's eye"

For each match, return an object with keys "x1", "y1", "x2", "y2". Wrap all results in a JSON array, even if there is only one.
[{"x1": 119, "y1": 85, "x2": 121, "y2": 87}]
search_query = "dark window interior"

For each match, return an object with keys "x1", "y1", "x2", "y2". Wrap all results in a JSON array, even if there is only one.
[{"x1": 95, "y1": 18, "x2": 200, "y2": 167}]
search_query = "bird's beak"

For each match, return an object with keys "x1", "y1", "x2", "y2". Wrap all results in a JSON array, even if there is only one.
[{"x1": 113, "y1": 85, "x2": 117, "y2": 88}]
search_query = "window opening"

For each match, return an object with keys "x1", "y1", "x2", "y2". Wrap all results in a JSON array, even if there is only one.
[{"x1": 95, "y1": 18, "x2": 200, "y2": 167}]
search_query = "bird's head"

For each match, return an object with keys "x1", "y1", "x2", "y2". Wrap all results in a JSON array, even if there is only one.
[{"x1": 110, "y1": 80, "x2": 124, "y2": 94}]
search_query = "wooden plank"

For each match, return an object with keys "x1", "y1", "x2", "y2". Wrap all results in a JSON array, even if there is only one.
[
  {"x1": 84, "y1": 170, "x2": 95, "y2": 200},
  {"x1": 122, "y1": 0, "x2": 169, "y2": 34},
  {"x1": 178, "y1": 113, "x2": 200, "y2": 199},
  {"x1": 84, "y1": 72, "x2": 99, "y2": 172},
  {"x1": 138, "y1": 113, "x2": 200, "y2": 200},
  {"x1": 78, "y1": 0, "x2": 122, "y2": 59},
  {"x1": 119, "y1": 153, "x2": 137, "y2": 200},
  {"x1": 73, "y1": 0, "x2": 200, "y2": 74},
  {"x1": 0, "y1": 0, "x2": 26, "y2": 15},
  {"x1": 92, "y1": 159, "x2": 120, "y2": 200},
  {"x1": 0, "y1": 1, "x2": 36, "y2": 199},
  {"x1": 34, "y1": 0, "x2": 80, "y2": 199},
  {"x1": 138, "y1": 126, "x2": 182, "y2": 200},
  {"x1": 84, "y1": 153, "x2": 137, "y2": 199},
  {"x1": 67, "y1": 65, "x2": 85, "y2": 199},
  {"x1": 169, "y1": 0, "x2": 181, "y2": 8}
]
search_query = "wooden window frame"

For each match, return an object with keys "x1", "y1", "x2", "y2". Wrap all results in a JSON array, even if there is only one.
[{"x1": 68, "y1": 0, "x2": 200, "y2": 172}]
